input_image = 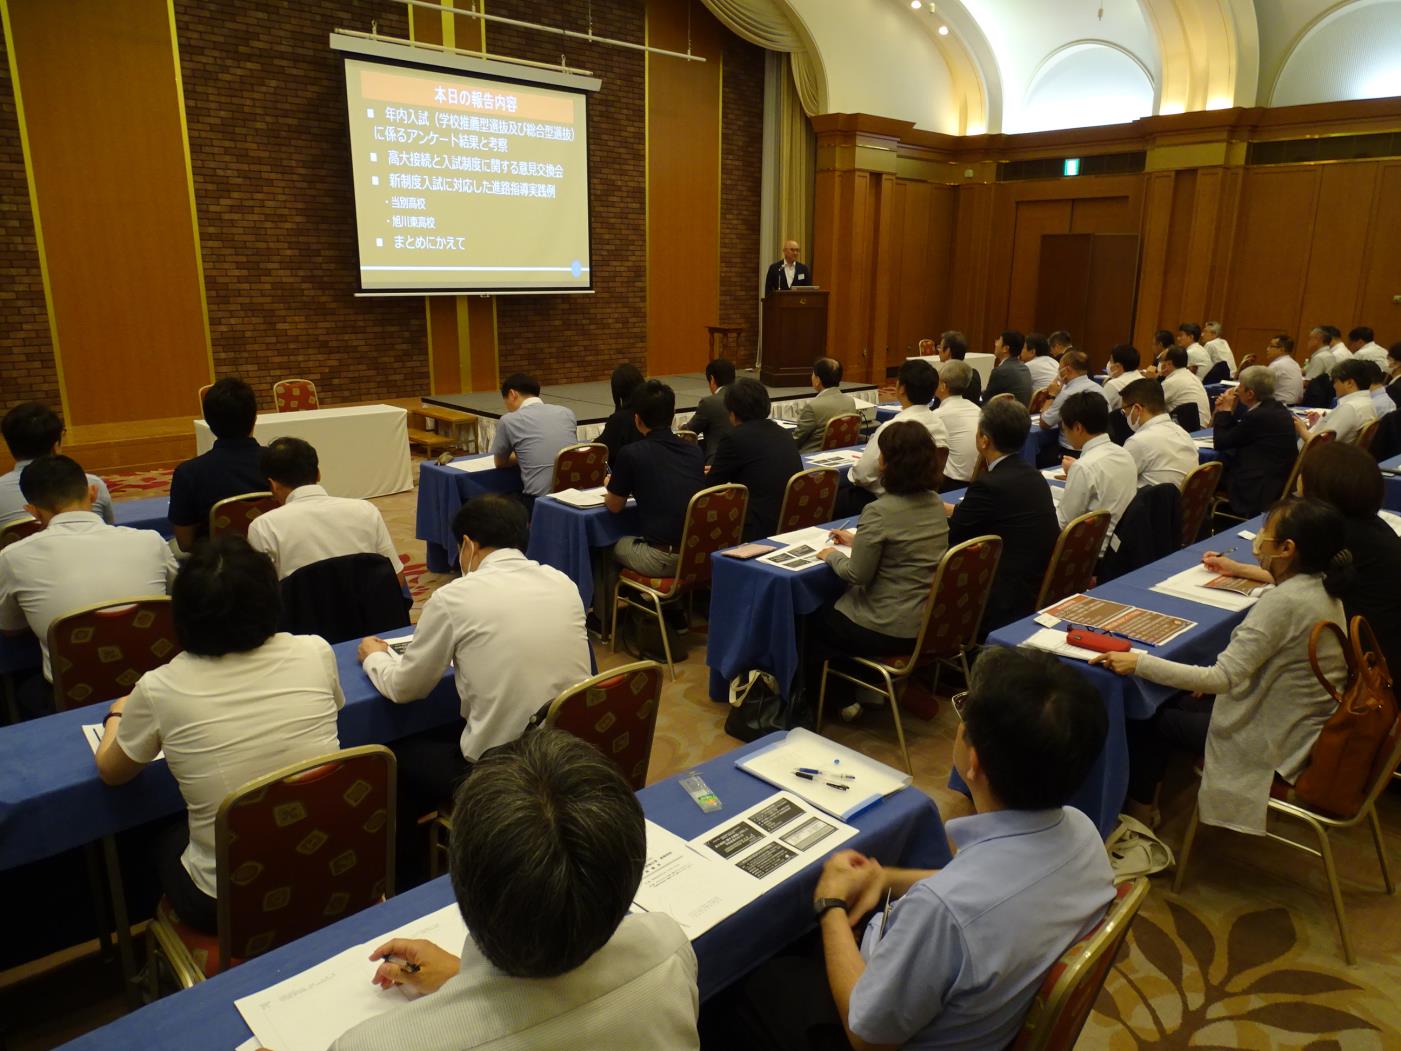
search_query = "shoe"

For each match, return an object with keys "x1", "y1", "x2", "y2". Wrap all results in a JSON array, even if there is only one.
[{"x1": 839, "y1": 702, "x2": 862, "y2": 722}]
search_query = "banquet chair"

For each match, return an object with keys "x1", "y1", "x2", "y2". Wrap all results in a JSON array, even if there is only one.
[
  {"x1": 1178, "y1": 460, "x2": 1223, "y2": 548},
  {"x1": 611, "y1": 484, "x2": 747, "y2": 679},
  {"x1": 820, "y1": 413, "x2": 862, "y2": 451},
  {"x1": 775, "y1": 468, "x2": 839, "y2": 534},
  {"x1": 209, "y1": 492, "x2": 277, "y2": 539},
  {"x1": 1028, "y1": 388, "x2": 1052, "y2": 415},
  {"x1": 550, "y1": 443, "x2": 609, "y2": 492},
  {"x1": 1355, "y1": 418, "x2": 1381, "y2": 454},
  {"x1": 1169, "y1": 403, "x2": 1201, "y2": 432},
  {"x1": 1212, "y1": 430, "x2": 1334, "y2": 528},
  {"x1": 986, "y1": 392, "x2": 1017, "y2": 404},
  {"x1": 197, "y1": 383, "x2": 213, "y2": 413},
  {"x1": 272, "y1": 378, "x2": 320, "y2": 412},
  {"x1": 816, "y1": 535, "x2": 1001, "y2": 774},
  {"x1": 675, "y1": 429, "x2": 699, "y2": 445},
  {"x1": 0, "y1": 516, "x2": 42, "y2": 551},
  {"x1": 1034, "y1": 511, "x2": 1113, "y2": 610},
  {"x1": 147, "y1": 745, "x2": 395, "y2": 990},
  {"x1": 1009, "y1": 878, "x2": 1149, "y2": 1051},
  {"x1": 48, "y1": 597, "x2": 179, "y2": 711},
  {"x1": 1202, "y1": 360, "x2": 1230, "y2": 386}
]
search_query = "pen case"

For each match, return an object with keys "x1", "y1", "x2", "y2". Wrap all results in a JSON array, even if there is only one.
[{"x1": 1066, "y1": 628, "x2": 1130, "y2": 653}]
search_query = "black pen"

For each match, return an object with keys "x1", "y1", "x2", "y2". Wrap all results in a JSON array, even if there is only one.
[
  {"x1": 793, "y1": 771, "x2": 850, "y2": 791},
  {"x1": 383, "y1": 955, "x2": 421, "y2": 973}
]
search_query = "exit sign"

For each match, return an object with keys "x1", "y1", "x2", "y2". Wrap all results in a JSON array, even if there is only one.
[{"x1": 1063, "y1": 157, "x2": 1081, "y2": 176}]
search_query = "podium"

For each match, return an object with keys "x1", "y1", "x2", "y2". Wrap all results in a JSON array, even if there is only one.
[{"x1": 760, "y1": 289, "x2": 828, "y2": 387}]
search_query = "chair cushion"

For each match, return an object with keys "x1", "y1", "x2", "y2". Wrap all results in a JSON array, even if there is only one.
[
  {"x1": 155, "y1": 896, "x2": 243, "y2": 978},
  {"x1": 620, "y1": 569, "x2": 677, "y2": 592}
]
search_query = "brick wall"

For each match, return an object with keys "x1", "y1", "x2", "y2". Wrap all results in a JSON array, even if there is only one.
[
  {"x1": 720, "y1": 35, "x2": 765, "y2": 367},
  {"x1": 0, "y1": 57, "x2": 59, "y2": 411},
  {"x1": 173, "y1": 0, "x2": 427, "y2": 409}
]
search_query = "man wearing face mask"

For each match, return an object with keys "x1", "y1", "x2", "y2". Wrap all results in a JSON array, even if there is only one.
[
  {"x1": 357, "y1": 494, "x2": 590, "y2": 886},
  {"x1": 1119, "y1": 378, "x2": 1199, "y2": 489},
  {"x1": 1037, "y1": 351, "x2": 1104, "y2": 455}
]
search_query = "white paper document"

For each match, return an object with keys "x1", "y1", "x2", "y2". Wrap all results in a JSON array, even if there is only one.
[
  {"x1": 758, "y1": 525, "x2": 854, "y2": 571},
  {"x1": 1150, "y1": 563, "x2": 1262, "y2": 612},
  {"x1": 689, "y1": 792, "x2": 857, "y2": 889},
  {"x1": 630, "y1": 821, "x2": 762, "y2": 938},
  {"x1": 736, "y1": 727, "x2": 910, "y2": 820},
  {"x1": 235, "y1": 1039, "x2": 259, "y2": 1051},
  {"x1": 547, "y1": 486, "x2": 608, "y2": 508},
  {"x1": 83, "y1": 724, "x2": 163, "y2": 761},
  {"x1": 1019, "y1": 627, "x2": 1146, "y2": 663},
  {"x1": 769, "y1": 524, "x2": 854, "y2": 547},
  {"x1": 444, "y1": 456, "x2": 499, "y2": 473},
  {"x1": 235, "y1": 903, "x2": 467, "y2": 1051},
  {"x1": 806, "y1": 448, "x2": 863, "y2": 468},
  {"x1": 1380, "y1": 510, "x2": 1401, "y2": 537}
]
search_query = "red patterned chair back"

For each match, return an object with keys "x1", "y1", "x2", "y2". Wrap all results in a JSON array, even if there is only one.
[
  {"x1": 1356, "y1": 418, "x2": 1381, "y2": 453},
  {"x1": 1282, "y1": 430, "x2": 1335, "y2": 500},
  {"x1": 776, "y1": 468, "x2": 839, "y2": 533},
  {"x1": 0, "y1": 517, "x2": 42, "y2": 550},
  {"x1": 1010, "y1": 878, "x2": 1148, "y2": 1051},
  {"x1": 551, "y1": 443, "x2": 609, "y2": 492},
  {"x1": 1035, "y1": 511, "x2": 1112, "y2": 609},
  {"x1": 216, "y1": 745, "x2": 395, "y2": 968},
  {"x1": 209, "y1": 492, "x2": 278, "y2": 539},
  {"x1": 198, "y1": 383, "x2": 213, "y2": 413},
  {"x1": 272, "y1": 378, "x2": 320, "y2": 412},
  {"x1": 1178, "y1": 460, "x2": 1223, "y2": 548},
  {"x1": 986, "y1": 392, "x2": 1017, "y2": 404},
  {"x1": 912, "y1": 536, "x2": 1002, "y2": 663},
  {"x1": 820, "y1": 413, "x2": 862, "y2": 451},
  {"x1": 48, "y1": 597, "x2": 180, "y2": 711},
  {"x1": 544, "y1": 661, "x2": 663, "y2": 790},
  {"x1": 674, "y1": 484, "x2": 748, "y2": 592},
  {"x1": 675, "y1": 429, "x2": 699, "y2": 445}
]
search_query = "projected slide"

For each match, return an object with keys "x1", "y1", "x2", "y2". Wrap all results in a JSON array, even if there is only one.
[{"x1": 342, "y1": 57, "x2": 591, "y2": 294}]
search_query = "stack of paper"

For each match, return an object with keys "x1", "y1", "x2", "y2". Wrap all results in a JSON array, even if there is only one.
[
  {"x1": 548, "y1": 486, "x2": 608, "y2": 508},
  {"x1": 1020, "y1": 627, "x2": 1145, "y2": 663},
  {"x1": 757, "y1": 525, "x2": 854, "y2": 572},
  {"x1": 687, "y1": 793, "x2": 857, "y2": 887},
  {"x1": 444, "y1": 456, "x2": 499, "y2": 474},
  {"x1": 1150, "y1": 563, "x2": 1261, "y2": 611},
  {"x1": 807, "y1": 449, "x2": 864, "y2": 468},
  {"x1": 83, "y1": 724, "x2": 165, "y2": 761},
  {"x1": 736, "y1": 728, "x2": 910, "y2": 820}
]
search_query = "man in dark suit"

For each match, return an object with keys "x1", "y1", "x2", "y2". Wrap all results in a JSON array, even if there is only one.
[
  {"x1": 982, "y1": 330, "x2": 1033, "y2": 406},
  {"x1": 946, "y1": 398, "x2": 1059, "y2": 634},
  {"x1": 764, "y1": 239, "x2": 812, "y2": 294},
  {"x1": 683, "y1": 357, "x2": 736, "y2": 464},
  {"x1": 709, "y1": 378, "x2": 804, "y2": 541},
  {"x1": 1212, "y1": 365, "x2": 1299, "y2": 517}
]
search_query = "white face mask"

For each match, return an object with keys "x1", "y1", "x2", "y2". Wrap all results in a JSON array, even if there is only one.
[
  {"x1": 459, "y1": 539, "x2": 478, "y2": 576},
  {"x1": 1126, "y1": 407, "x2": 1142, "y2": 433}
]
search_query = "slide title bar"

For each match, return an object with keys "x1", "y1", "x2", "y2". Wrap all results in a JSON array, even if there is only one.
[{"x1": 331, "y1": 33, "x2": 603, "y2": 93}]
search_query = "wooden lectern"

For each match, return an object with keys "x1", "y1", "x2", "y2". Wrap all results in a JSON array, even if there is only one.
[{"x1": 760, "y1": 289, "x2": 828, "y2": 386}]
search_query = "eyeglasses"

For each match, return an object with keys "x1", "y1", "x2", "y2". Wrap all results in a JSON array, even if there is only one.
[{"x1": 951, "y1": 691, "x2": 968, "y2": 722}]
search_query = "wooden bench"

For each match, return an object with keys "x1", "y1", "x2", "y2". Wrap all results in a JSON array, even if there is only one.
[{"x1": 407, "y1": 404, "x2": 478, "y2": 455}]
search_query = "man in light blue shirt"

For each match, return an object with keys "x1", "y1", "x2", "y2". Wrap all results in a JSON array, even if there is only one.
[
  {"x1": 712, "y1": 647, "x2": 1114, "y2": 1050},
  {"x1": 1, "y1": 403, "x2": 113, "y2": 527},
  {"x1": 1038, "y1": 350, "x2": 1106, "y2": 452},
  {"x1": 490, "y1": 373, "x2": 578, "y2": 499}
]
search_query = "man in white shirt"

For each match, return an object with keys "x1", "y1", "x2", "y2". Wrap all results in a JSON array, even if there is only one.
[
  {"x1": 1177, "y1": 323, "x2": 1212, "y2": 376},
  {"x1": 0, "y1": 402, "x2": 114, "y2": 527},
  {"x1": 1120, "y1": 378, "x2": 1199, "y2": 488},
  {"x1": 1156, "y1": 346, "x2": 1212, "y2": 428},
  {"x1": 1365, "y1": 360, "x2": 1395, "y2": 418},
  {"x1": 1303, "y1": 326, "x2": 1338, "y2": 381},
  {"x1": 851, "y1": 359, "x2": 948, "y2": 497},
  {"x1": 1039, "y1": 351, "x2": 1105, "y2": 452},
  {"x1": 1349, "y1": 325, "x2": 1388, "y2": 367},
  {"x1": 247, "y1": 436, "x2": 402, "y2": 582},
  {"x1": 0, "y1": 455, "x2": 178, "y2": 715},
  {"x1": 1056, "y1": 393, "x2": 1137, "y2": 555},
  {"x1": 1102, "y1": 344, "x2": 1143, "y2": 412},
  {"x1": 1020, "y1": 332, "x2": 1060, "y2": 392},
  {"x1": 1265, "y1": 334, "x2": 1305, "y2": 405},
  {"x1": 931, "y1": 360, "x2": 981, "y2": 487},
  {"x1": 1326, "y1": 325, "x2": 1351, "y2": 362},
  {"x1": 358, "y1": 495, "x2": 590, "y2": 881},
  {"x1": 1202, "y1": 321, "x2": 1236, "y2": 378},
  {"x1": 1295, "y1": 358, "x2": 1377, "y2": 445}
]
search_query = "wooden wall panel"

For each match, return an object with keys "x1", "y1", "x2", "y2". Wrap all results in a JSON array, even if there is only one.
[
  {"x1": 1154, "y1": 171, "x2": 1199, "y2": 335},
  {"x1": 886, "y1": 181, "x2": 955, "y2": 363},
  {"x1": 6, "y1": 0, "x2": 210, "y2": 425},
  {"x1": 1006, "y1": 200, "x2": 1072, "y2": 331},
  {"x1": 1298, "y1": 163, "x2": 1378, "y2": 331},
  {"x1": 1357, "y1": 162, "x2": 1401, "y2": 341},
  {"x1": 1069, "y1": 196, "x2": 1133, "y2": 233}
]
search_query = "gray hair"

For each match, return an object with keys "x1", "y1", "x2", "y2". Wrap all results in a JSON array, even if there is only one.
[
  {"x1": 1204, "y1": 321, "x2": 1222, "y2": 336},
  {"x1": 1238, "y1": 365, "x2": 1275, "y2": 401},
  {"x1": 940, "y1": 359, "x2": 973, "y2": 396}
]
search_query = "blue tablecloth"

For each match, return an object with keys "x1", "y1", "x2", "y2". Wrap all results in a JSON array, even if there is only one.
[
  {"x1": 801, "y1": 444, "x2": 864, "y2": 485},
  {"x1": 58, "y1": 735, "x2": 952, "y2": 1048},
  {"x1": 525, "y1": 497, "x2": 640, "y2": 611},
  {"x1": 113, "y1": 496, "x2": 173, "y2": 538},
  {"x1": 1381, "y1": 453, "x2": 1401, "y2": 511},
  {"x1": 416, "y1": 456, "x2": 524, "y2": 572},
  {"x1": 874, "y1": 403, "x2": 899, "y2": 423},
  {"x1": 0, "y1": 635, "x2": 458, "y2": 871},
  {"x1": 1023, "y1": 424, "x2": 1061, "y2": 465}
]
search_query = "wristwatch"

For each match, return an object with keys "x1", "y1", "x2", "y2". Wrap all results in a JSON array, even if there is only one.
[{"x1": 813, "y1": 897, "x2": 847, "y2": 919}]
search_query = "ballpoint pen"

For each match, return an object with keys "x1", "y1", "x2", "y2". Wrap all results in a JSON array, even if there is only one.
[
  {"x1": 792, "y1": 771, "x2": 849, "y2": 791},
  {"x1": 794, "y1": 767, "x2": 855, "y2": 781}
]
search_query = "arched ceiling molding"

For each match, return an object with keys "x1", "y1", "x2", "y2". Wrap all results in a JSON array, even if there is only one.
[
  {"x1": 1138, "y1": 0, "x2": 1254, "y2": 111},
  {"x1": 699, "y1": 0, "x2": 829, "y2": 113},
  {"x1": 917, "y1": 0, "x2": 1003, "y2": 134},
  {"x1": 1266, "y1": 0, "x2": 1398, "y2": 106},
  {"x1": 1021, "y1": 40, "x2": 1158, "y2": 130}
]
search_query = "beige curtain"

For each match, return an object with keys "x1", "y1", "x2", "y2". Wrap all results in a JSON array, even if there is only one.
[
  {"x1": 777, "y1": 53, "x2": 814, "y2": 258},
  {"x1": 699, "y1": 0, "x2": 825, "y2": 114}
]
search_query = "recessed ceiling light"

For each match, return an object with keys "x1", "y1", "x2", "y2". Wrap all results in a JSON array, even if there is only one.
[
  {"x1": 910, "y1": 1, "x2": 922, "y2": 9},
  {"x1": 938, "y1": 24, "x2": 949, "y2": 35}
]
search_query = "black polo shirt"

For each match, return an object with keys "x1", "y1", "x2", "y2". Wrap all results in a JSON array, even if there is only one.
[
  {"x1": 168, "y1": 436, "x2": 268, "y2": 532},
  {"x1": 607, "y1": 428, "x2": 706, "y2": 546}
]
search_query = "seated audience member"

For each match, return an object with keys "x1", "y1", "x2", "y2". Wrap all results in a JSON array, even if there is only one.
[
  {"x1": 168, "y1": 378, "x2": 266, "y2": 552},
  {"x1": 1177, "y1": 322, "x2": 1212, "y2": 376},
  {"x1": 983, "y1": 329, "x2": 1032, "y2": 406},
  {"x1": 1021, "y1": 331, "x2": 1060, "y2": 392},
  {"x1": 1158, "y1": 346, "x2": 1212, "y2": 426},
  {"x1": 0, "y1": 403, "x2": 113, "y2": 526},
  {"x1": 684, "y1": 357, "x2": 736, "y2": 463},
  {"x1": 94, "y1": 536, "x2": 344, "y2": 934},
  {"x1": 792, "y1": 358, "x2": 858, "y2": 452},
  {"x1": 330, "y1": 731, "x2": 699, "y2": 1051},
  {"x1": 596, "y1": 380, "x2": 706, "y2": 614},
  {"x1": 931, "y1": 360, "x2": 982, "y2": 487},
  {"x1": 1362, "y1": 360, "x2": 1394, "y2": 419},
  {"x1": 598, "y1": 363, "x2": 645, "y2": 463},
  {"x1": 710, "y1": 378, "x2": 803, "y2": 541},
  {"x1": 1212, "y1": 366, "x2": 1298, "y2": 517},
  {"x1": 1098, "y1": 497, "x2": 1349, "y2": 832},
  {"x1": 1203, "y1": 321, "x2": 1236, "y2": 378},
  {"x1": 813, "y1": 422, "x2": 948, "y2": 719},
  {"x1": 1120, "y1": 378, "x2": 1198, "y2": 488},
  {"x1": 247, "y1": 437, "x2": 401, "y2": 583},
  {"x1": 1265, "y1": 334, "x2": 1305, "y2": 406},
  {"x1": 1326, "y1": 324, "x2": 1351, "y2": 362},
  {"x1": 1388, "y1": 341, "x2": 1401, "y2": 398},
  {"x1": 1204, "y1": 442, "x2": 1401, "y2": 677},
  {"x1": 937, "y1": 331, "x2": 982, "y2": 402},
  {"x1": 1294, "y1": 358, "x2": 1376, "y2": 445},
  {"x1": 1349, "y1": 326, "x2": 1387, "y2": 367},
  {"x1": 1039, "y1": 351, "x2": 1105, "y2": 454},
  {"x1": 1048, "y1": 329, "x2": 1074, "y2": 359},
  {"x1": 0, "y1": 455, "x2": 178, "y2": 716},
  {"x1": 1149, "y1": 329, "x2": 1175, "y2": 363},
  {"x1": 358, "y1": 495, "x2": 589, "y2": 876},
  {"x1": 1056, "y1": 392, "x2": 1137, "y2": 554},
  {"x1": 715, "y1": 647, "x2": 1112, "y2": 1051},
  {"x1": 850, "y1": 360, "x2": 948, "y2": 500},
  {"x1": 1302, "y1": 326, "x2": 1337, "y2": 382},
  {"x1": 946, "y1": 399, "x2": 1058, "y2": 632},
  {"x1": 1102, "y1": 344, "x2": 1142, "y2": 412},
  {"x1": 491, "y1": 373, "x2": 578, "y2": 502}
]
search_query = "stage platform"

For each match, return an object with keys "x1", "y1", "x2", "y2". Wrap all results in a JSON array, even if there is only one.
[{"x1": 423, "y1": 369, "x2": 880, "y2": 447}]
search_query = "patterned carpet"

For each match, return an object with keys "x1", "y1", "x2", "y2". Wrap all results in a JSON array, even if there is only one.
[{"x1": 103, "y1": 466, "x2": 174, "y2": 499}]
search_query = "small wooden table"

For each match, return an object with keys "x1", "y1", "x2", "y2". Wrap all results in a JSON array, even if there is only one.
[{"x1": 706, "y1": 324, "x2": 744, "y2": 361}]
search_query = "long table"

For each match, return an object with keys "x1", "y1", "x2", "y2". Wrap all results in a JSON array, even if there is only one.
[
  {"x1": 1381, "y1": 453, "x2": 1401, "y2": 511},
  {"x1": 113, "y1": 496, "x2": 173, "y2": 538},
  {"x1": 415, "y1": 456, "x2": 523, "y2": 572},
  {"x1": 58, "y1": 734, "x2": 952, "y2": 1049}
]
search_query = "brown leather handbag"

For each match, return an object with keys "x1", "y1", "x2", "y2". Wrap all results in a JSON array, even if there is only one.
[{"x1": 1297, "y1": 616, "x2": 1399, "y2": 818}]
